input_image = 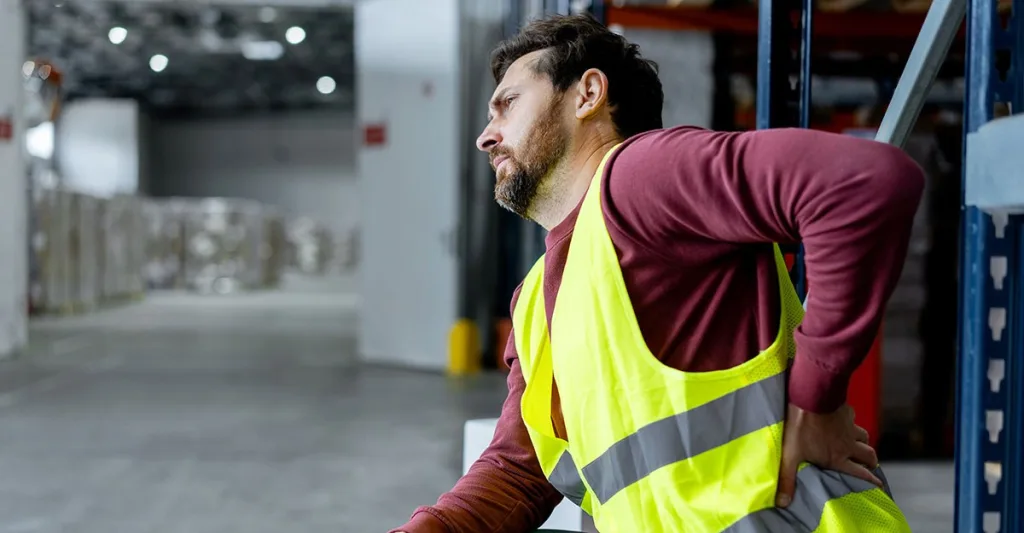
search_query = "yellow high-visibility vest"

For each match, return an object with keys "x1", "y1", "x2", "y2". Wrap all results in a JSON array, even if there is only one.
[{"x1": 511, "y1": 145, "x2": 912, "y2": 532}]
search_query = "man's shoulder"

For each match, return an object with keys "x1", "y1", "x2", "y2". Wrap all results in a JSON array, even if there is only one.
[{"x1": 616, "y1": 125, "x2": 714, "y2": 156}]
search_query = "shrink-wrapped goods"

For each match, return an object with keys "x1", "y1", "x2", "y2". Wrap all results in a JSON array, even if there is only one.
[
  {"x1": 143, "y1": 198, "x2": 188, "y2": 290},
  {"x1": 30, "y1": 189, "x2": 340, "y2": 314},
  {"x1": 28, "y1": 187, "x2": 72, "y2": 314},
  {"x1": 287, "y1": 217, "x2": 334, "y2": 275},
  {"x1": 74, "y1": 192, "x2": 103, "y2": 311},
  {"x1": 103, "y1": 195, "x2": 146, "y2": 299},
  {"x1": 261, "y1": 209, "x2": 288, "y2": 288},
  {"x1": 182, "y1": 198, "x2": 266, "y2": 294}
]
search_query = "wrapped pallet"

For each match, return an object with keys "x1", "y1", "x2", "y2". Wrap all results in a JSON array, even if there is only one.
[
  {"x1": 142, "y1": 198, "x2": 188, "y2": 290},
  {"x1": 74, "y1": 192, "x2": 103, "y2": 311},
  {"x1": 183, "y1": 198, "x2": 265, "y2": 294},
  {"x1": 54, "y1": 189, "x2": 77, "y2": 313},
  {"x1": 126, "y1": 196, "x2": 147, "y2": 297},
  {"x1": 28, "y1": 187, "x2": 69, "y2": 314},
  {"x1": 287, "y1": 217, "x2": 334, "y2": 275},
  {"x1": 261, "y1": 209, "x2": 287, "y2": 288},
  {"x1": 102, "y1": 195, "x2": 147, "y2": 300}
]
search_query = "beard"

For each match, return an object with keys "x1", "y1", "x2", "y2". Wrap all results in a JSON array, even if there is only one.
[{"x1": 492, "y1": 100, "x2": 570, "y2": 218}]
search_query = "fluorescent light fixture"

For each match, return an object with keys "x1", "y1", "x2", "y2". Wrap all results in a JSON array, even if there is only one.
[
  {"x1": 150, "y1": 54, "x2": 168, "y2": 72},
  {"x1": 316, "y1": 76, "x2": 336, "y2": 95},
  {"x1": 285, "y1": 26, "x2": 306, "y2": 45},
  {"x1": 241, "y1": 40, "x2": 284, "y2": 61},
  {"x1": 108, "y1": 26, "x2": 128, "y2": 45}
]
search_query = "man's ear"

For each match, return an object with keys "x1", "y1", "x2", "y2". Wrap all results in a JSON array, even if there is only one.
[{"x1": 575, "y1": 68, "x2": 609, "y2": 120}]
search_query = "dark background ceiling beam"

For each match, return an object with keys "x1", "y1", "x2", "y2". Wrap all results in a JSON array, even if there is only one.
[{"x1": 28, "y1": 0, "x2": 355, "y2": 118}]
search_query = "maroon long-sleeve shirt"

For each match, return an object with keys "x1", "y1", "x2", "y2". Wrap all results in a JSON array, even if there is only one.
[{"x1": 394, "y1": 126, "x2": 925, "y2": 533}]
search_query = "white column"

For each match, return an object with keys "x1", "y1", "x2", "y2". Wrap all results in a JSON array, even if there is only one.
[
  {"x1": 0, "y1": 0, "x2": 28, "y2": 358},
  {"x1": 356, "y1": 0, "x2": 462, "y2": 370}
]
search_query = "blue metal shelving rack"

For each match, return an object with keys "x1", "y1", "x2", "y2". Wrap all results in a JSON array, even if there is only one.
[
  {"x1": 749, "y1": 0, "x2": 1023, "y2": 526},
  {"x1": 957, "y1": 0, "x2": 1023, "y2": 529},
  {"x1": 755, "y1": 0, "x2": 813, "y2": 299}
]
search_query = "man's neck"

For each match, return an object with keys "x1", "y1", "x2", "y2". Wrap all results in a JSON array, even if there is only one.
[{"x1": 532, "y1": 134, "x2": 622, "y2": 231}]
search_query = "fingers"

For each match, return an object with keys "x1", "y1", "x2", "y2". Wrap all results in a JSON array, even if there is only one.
[
  {"x1": 776, "y1": 448, "x2": 799, "y2": 508},
  {"x1": 850, "y1": 441, "x2": 879, "y2": 470},
  {"x1": 853, "y1": 425, "x2": 870, "y2": 443},
  {"x1": 837, "y1": 460, "x2": 884, "y2": 488}
]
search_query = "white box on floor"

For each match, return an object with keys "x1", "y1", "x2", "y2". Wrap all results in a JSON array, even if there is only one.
[{"x1": 463, "y1": 418, "x2": 584, "y2": 531}]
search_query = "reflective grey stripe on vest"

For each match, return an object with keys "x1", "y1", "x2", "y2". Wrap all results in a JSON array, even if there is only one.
[
  {"x1": 545, "y1": 368, "x2": 894, "y2": 528},
  {"x1": 549, "y1": 452, "x2": 586, "y2": 506},
  {"x1": 582, "y1": 370, "x2": 789, "y2": 504},
  {"x1": 722, "y1": 465, "x2": 894, "y2": 533}
]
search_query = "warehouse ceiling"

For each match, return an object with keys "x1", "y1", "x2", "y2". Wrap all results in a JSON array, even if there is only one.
[{"x1": 27, "y1": 0, "x2": 355, "y2": 117}]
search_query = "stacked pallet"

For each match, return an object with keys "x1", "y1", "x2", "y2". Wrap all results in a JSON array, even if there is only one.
[
  {"x1": 30, "y1": 191, "x2": 336, "y2": 315},
  {"x1": 286, "y1": 217, "x2": 334, "y2": 276},
  {"x1": 28, "y1": 188, "x2": 146, "y2": 315},
  {"x1": 142, "y1": 197, "x2": 294, "y2": 293}
]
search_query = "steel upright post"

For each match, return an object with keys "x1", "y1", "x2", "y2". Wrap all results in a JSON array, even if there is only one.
[
  {"x1": 956, "y1": 0, "x2": 1022, "y2": 529},
  {"x1": 756, "y1": 0, "x2": 812, "y2": 298}
]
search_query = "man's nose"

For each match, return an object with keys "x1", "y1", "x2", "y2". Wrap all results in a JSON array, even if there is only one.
[{"x1": 476, "y1": 125, "x2": 501, "y2": 152}]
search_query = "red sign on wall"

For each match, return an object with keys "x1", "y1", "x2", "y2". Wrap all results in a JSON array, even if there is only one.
[
  {"x1": 363, "y1": 123, "x2": 387, "y2": 147},
  {"x1": 0, "y1": 117, "x2": 12, "y2": 141}
]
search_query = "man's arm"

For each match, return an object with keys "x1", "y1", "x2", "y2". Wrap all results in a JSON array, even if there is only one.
[
  {"x1": 391, "y1": 321, "x2": 563, "y2": 532},
  {"x1": 605, "y1": 126, "x2": 925, "y2": 414}
]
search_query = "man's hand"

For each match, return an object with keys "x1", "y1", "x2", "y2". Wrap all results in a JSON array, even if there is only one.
[{"x1": 775, "y1": 403, "x2": 883, "y2": 508}]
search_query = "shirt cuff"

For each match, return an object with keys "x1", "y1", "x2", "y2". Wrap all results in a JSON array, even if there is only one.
[
  {"x1": 389, "y1": 509, "x2": 450, "y2": 533},
  {"x1": 787, "y1": 354, "x2": 849, "y2": 414}
]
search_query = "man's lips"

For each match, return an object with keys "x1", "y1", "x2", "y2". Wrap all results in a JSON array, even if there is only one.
[{"x1": 492, "y1": 156, "x2": 509, "y2": 173}]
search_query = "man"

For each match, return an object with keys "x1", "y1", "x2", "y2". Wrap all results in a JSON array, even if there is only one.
[{"x1": 394, "y1": 14, "x2": 923, "y2": 533}]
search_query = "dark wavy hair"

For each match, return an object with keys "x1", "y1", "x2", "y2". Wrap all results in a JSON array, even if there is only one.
[{"x1": 490, "y1": 14, "x2": 664, "y2": 139}]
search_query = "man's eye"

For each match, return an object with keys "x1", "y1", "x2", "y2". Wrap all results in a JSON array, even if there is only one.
[{"x1": 505, "y1": 96, "x2": 516, "y2": 106}]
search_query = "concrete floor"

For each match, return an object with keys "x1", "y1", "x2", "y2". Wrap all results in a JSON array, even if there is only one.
[{"x1": 0, "y1": 283, "x2": 954, "y2": 532}]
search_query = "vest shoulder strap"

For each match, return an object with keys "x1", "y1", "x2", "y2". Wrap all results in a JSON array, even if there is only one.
[{"x1": 512, "y1": 254, "x2": 547, "y2": 379}]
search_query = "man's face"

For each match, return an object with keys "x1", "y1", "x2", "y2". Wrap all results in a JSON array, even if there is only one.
[{"x1": 477, "y1": 51, "x2": 571, "y2": 218}]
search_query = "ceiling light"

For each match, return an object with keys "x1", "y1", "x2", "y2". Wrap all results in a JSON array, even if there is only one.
[
  {"x1": 21, "y1": 61, "x2": 35, "y2": 78},
  {"x1": 241, "y1": 40, "x2": 284, "y2": 61},
  {"x1": 285, "y1": 26, "x2": 306, "y2": 45},
  {"x1": 150, "y1": 54, "x2": 169, "y2": 73},
  {"x1": 108, "y1": 26, "x2": 128, "y2": 45},
  {"x1": 316, "y1": 76, "x2": 336, "y2": 95}
]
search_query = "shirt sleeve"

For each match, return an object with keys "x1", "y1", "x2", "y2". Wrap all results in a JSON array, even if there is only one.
[
  {"x1": 391, "y1": 291, "x2": 563, "y2": 532},
  {"x1": 604, "y1": 126, "x2": 925, "y2": 413}
]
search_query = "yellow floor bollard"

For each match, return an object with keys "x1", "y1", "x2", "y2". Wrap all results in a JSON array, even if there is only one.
[{"x1": 448, "y1": 319, "x2": 481, "y2": 376}]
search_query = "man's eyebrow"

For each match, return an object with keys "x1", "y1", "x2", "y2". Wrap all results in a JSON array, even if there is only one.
[{"x1": 487, "y1": 87, "x2": 514, "y2": 121}]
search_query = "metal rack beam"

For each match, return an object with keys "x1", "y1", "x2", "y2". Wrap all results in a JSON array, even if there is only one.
[{"x1": 874, "y1": 0, "x2": 967, "y2": 148}]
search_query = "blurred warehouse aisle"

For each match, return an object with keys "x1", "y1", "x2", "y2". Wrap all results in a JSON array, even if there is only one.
[{"x1": 0, "y1": 283, "x2": 952, "y2": 532}]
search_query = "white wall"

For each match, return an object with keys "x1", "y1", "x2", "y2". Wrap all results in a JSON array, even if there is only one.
[
  {"x1": 57, "y1": 98, "x2": 141, "y2": 197},
  {"x1": 356, "y1": 0, "x2": 463, "y2": 369},
  {"x1": 147, "y1": 111, "x2": 359, "y2": 258},
  {"x1": 0, "y1": 1, "x2": 28, "y2": 358}
]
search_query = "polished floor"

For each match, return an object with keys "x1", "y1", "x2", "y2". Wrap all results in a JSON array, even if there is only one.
[{"x1": 1, "y1": 282, "x2": 954, "y2": 532}]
